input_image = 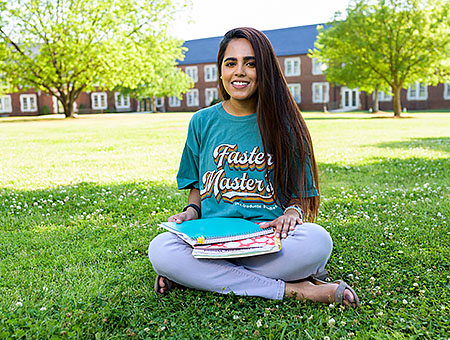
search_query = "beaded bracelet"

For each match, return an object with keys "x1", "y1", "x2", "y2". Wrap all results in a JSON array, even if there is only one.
[
  {"x1": 284, "y1": 205, "x2": 303, "y2": 220},
  {"x1": 183, "y1": 203, "x2": 201, "y2": 219}
]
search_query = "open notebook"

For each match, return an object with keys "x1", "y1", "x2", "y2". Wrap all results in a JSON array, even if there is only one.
[{"x1": 158, "y1": 218, "x2": 281, "y2": 258}]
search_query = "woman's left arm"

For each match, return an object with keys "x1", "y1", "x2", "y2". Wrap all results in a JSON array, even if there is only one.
[{"x1": 260, "y1": 200, "x2": 303, "y2": 239}]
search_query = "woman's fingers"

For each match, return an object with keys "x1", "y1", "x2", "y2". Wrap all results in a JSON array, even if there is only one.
[{"x1": 260, "y1": 216, "x2": 299, "y2": 239}]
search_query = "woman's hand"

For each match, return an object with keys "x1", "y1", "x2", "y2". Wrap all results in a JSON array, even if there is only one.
[
  {"x1": 168, "y1": 207, "x2": 199, "y2": 224},
  {"x1": 260, "y1": 210, "x2": 303, "y2": 239}
]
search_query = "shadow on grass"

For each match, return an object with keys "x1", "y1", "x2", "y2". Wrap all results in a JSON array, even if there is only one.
[{"x1": 372, "y1": 137, "x2": 450, "y2": 153}]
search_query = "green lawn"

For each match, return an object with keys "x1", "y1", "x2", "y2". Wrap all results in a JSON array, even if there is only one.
[{"x1": 0, "y1": 111, "x2": 449, "y2": 339}]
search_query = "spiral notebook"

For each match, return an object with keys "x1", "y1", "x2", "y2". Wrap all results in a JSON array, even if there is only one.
[{"x1": 158, "y1": 217, "x2": 274, "y2": 246}]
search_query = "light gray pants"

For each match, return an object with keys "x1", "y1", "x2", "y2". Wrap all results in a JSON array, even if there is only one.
[{"x1": 148, "y1": 223, "x2": 332, "y2": 300}]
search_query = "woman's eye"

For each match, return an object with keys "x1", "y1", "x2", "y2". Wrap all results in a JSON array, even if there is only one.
[
  {"x1": 225, "y1": 62, "x2": 235, "y2": 67},
  {"x1": 247, "y1": 62, "x2": 256, "y2": 67}
]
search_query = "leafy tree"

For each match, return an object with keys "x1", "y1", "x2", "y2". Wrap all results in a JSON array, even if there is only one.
[
  {"x1": 0, "y1": 0, "x2": 192, "y2": 117},
  {"x1": 311, "y1": 0, "x2": 450, "y2": 117}
]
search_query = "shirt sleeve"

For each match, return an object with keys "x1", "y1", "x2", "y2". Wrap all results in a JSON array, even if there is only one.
[{"x1": 176, "y1": 116, "x2": 201, "y2": 190}]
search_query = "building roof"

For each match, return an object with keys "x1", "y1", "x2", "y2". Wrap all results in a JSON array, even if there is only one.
[{"x1": 179, "y1": 23, "x2": 323, "y2": 65}]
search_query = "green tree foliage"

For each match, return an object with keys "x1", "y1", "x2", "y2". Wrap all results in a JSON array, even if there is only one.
[
  {"x1": 0, "y1": 0, "x2": 193, "y2": 117},
  {"x1": 311, "y1": 0, "x2": 450, "y2": 117}
]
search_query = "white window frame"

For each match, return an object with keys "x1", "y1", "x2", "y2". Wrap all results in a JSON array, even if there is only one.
[
  {"x1": 0, "y1": 95, "x2": 12, "y2": 113},
  {"x1": 187, "y1": 89, "x2": 199, "y2": 107},
  {"x1": 185, "y1": 66, "x2": 198, "y2": 83},
  {"x1": 155, "y1": 97, "x2": 164, "y2": 108},
  {"x1": 204, "y1": 65, "x2": 218, "y2": 82},
  {"x1": 444, "y1": 83, "x2": 450, "y2": 100},
  {"x1": 20, "y1": 94, "x2": 37, "y2": 112},
  {"x1": 284, "y1": 57, "x2": 301, "y2": 77},
  {"x1": 114, "y1": 92, "x2": 130, "y2": 109},
  {"x1": 169, "y1": 95, "x2": 181, "y2": 107},
  {"x1": 312, "y1": 58, "x2": 325, "y2": 75},
  {"x1": 205, "y1": 88, "x2": 218, "y2": 106},
  {"x1": 91, "y1": 92, "x2": 107, "y2": 110},
  {"x1": 376, "y1": 90, "x2": 392, "y2": 102},
  {"x1": 312, "y1": 82, "x2": 329, "y2": 103},
  {"x1": 407, "y1": 82, "x2": 428, "y2": 100},
  {"x1": 288, "y1": 84, "x2": 301, "y2": 103}
]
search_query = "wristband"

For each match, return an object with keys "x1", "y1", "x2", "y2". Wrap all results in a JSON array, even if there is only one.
[
  {"x1": 183, "y1": 203, "x2": 201, "y2": 219},
  {"x1": 284, "y1": 205, "x2": 303, "y2": 220}
]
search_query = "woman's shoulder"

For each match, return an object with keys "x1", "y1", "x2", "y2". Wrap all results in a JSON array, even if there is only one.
[{"x1": 192, "y1": 102, "x2": 223, "y2": 120}]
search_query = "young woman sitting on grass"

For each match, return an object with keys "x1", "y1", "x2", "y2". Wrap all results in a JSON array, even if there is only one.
[{"x1": 148, "y1": 27, "x2": 359, "y2": 308}]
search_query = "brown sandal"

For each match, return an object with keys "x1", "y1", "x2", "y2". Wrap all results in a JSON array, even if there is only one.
[
  {"x1": 309, "y1": 277, "x2": 360, "y2": 308},
  {"x1": 154, "y1": 275, "x2": 174, "y2": 295}
]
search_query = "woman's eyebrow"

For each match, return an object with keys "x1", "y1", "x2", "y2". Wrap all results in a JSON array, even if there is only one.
[{"x1": 223, "y1": 56, "x2": 255, "y2": 62}]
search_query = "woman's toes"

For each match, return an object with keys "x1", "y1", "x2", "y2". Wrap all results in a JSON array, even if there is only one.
[{"x1": 343, "y1": 288, "x2": 355, "y2": 306}]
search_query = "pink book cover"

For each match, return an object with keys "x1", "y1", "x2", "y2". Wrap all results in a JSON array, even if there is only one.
[{"x1": 195, "y1": 233, "x2": 279, "y2": 250}]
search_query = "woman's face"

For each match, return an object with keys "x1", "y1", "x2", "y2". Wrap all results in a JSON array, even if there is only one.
[{"x1": 221, "y1": 38, "x2": 258, "y2": 103}]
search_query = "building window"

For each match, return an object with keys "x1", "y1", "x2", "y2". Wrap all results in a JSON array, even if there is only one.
[
  {"x1": 91, "y1": 92, "x2": 107, "y2": 110},
  {"x1": 115, "y1": 92, "x2": 130, "y2": 109},
  {"x1": 407, "y1": 82, "x2": 427, "y2": 100},
  {"x1": 377, "y1": 90, "x2": 392, "y2": 102},
  {"x1": 288, "y1": 84, "x2": 301, "y2": 103},
  {"x1": 0, "y1": 95, "x2": 12, "y2": 113},
  {"x1": 187, "y1": 89, "x2": 199, "y2": 107},
  {"x1": 204, "y1": 65, "x2": 218, "y2": 82},
  {"x1": 284, "y1": 57, "x2": 301, "y2": 77},
  {"x1": 205, "y1": 88, "x2": 218, "y2": 106},
  {"x1": 312, "y1": 58, "x2": 325, "y2": 75},
  {"x1": 169, "y1": 96, "x2": 181, "y2": 107},
  {"x1": 444, "y1": 84, "x2": 450, "y2": 100},
  {"x1": 312, "y1": 82, "x2": 329, "y2": 103},
  {"x1": 185, "y1": 66, "x2": 198, "y2": 83},
  {"x1": 20, "y1": 94, "x2": 37, "y2": 112}
]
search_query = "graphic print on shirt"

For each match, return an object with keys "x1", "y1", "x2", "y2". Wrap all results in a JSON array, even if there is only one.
[{"x1": 200, "y1": 143, "x2": 276, "y2": 205}]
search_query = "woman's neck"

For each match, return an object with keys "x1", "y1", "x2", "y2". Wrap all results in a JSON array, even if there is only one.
[{"x1": 222, "y1": 98, "x2": 256, "y2": 116}]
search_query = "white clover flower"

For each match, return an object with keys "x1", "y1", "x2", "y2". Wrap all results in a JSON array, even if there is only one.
[
  {"x1": 40, "y1": 307, "x2": 46, "y2": 311},
  {"x1": 256, "y1": 319, "x2": 262, "y2": 327},
  {"x1": 233, "y1": 315, "x2": 239, "y2": 320},
  {"x1": 413, "y1": 283, "x2": 419, "y2": 287},
  {"x1": 402, "y1": 299, "x2": 408, "y2": 305},
  {"x1": 16, "y1": 301, "x2": 23, "y2": 307},
  {"x1": 328, "y1": 318, "x2": 335, "y2": 327},
  {"x1": 324, "y1": 337, "x2": 331, "y2": 340}
]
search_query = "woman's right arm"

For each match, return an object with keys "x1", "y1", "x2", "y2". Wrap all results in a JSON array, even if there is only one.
[{"x1": 168, "y1": 188, "x2": 201, "y2": 224}]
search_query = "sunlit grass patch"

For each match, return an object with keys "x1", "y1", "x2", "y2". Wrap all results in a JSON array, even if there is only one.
[{"x1": 0, "y1": 112, "x2": 449, "y2": 338}]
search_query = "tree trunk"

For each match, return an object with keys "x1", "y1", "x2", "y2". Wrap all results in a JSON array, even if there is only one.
[
  {"x1": 152, "y1": 97, "x2": 157, "y2": 113},
  {"x1": 392, "y1": 85, "x2": 402, "y2": 118},
  {"x1": 373, "y1": 87, "x2": 379, "y2": 112}
]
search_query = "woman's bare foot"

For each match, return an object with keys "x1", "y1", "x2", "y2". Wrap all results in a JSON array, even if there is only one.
[{"x1": 285, "y1": 279, "x2": 358, "y2": 307}]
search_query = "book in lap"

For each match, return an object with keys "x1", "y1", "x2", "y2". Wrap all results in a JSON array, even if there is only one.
[
  {"x1": 158, "y1": 217, "x2": 281, "y2": 258},
  {"x1": 192, "y1": 232, "x2": 281, "y2": 259}
]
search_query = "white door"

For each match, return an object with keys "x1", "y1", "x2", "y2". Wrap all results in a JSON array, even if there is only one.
[{"x1": 342, "y1": 87, "x2": 359, "y2": 110}]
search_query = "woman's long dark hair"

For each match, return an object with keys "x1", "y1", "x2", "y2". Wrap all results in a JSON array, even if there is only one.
[{"x1": 217, "y1": 27, "x2": 320, "y2": 221}]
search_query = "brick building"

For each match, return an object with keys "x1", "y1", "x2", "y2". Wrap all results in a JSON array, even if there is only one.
[
  {"x1": 166, "y1": 24, "x2": 450, "y2": 112},
  {"x1": 1, "y1": 24, "x2": 449, "y2": 116}
]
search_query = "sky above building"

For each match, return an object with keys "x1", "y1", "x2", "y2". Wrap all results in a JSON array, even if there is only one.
[{"x1": 169, "y1": 0, "x2": 351, "y2": 41}]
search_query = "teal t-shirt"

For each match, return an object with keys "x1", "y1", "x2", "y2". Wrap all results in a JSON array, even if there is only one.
[{"x1": 177, "y1": 102, "x2": 318, "y2": 222}]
